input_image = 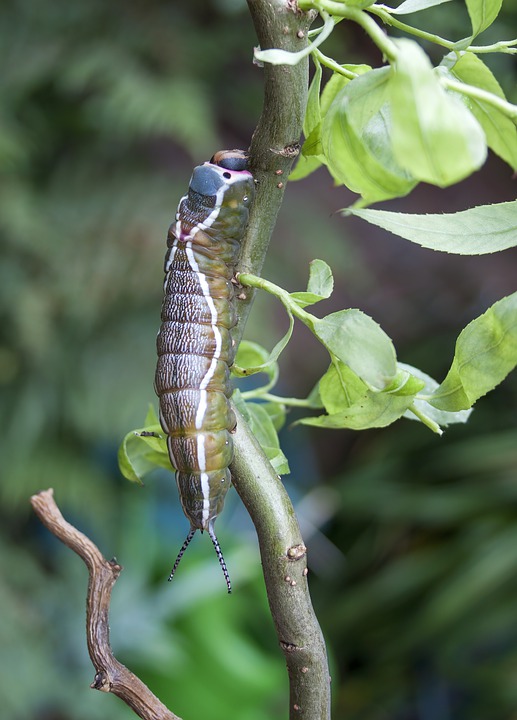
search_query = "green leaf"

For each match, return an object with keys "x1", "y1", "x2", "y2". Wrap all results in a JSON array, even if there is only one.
[
  {"x1": 444, "y1": 52, "x2": 517, "y2": 171},
  {"x1": 290, "y1": 63, "x2": 325, "y2": 181},
  {"x1": 290, "y1": 293, "x2": 325, "y2": 309},
  {"x1": 465, "y1": 0, "x2": 503, "y2": 37},
  {"x1": 321, "y1": 67, "x2": 416, "y2": 203},
  {"x1": 118, "y1": 422, "x2": 170, "y2": 484},
  {"x1": 291, "y1": 66, "x2": 371, "y2": 182},
  {"x1": 384, "y1": 367, "x2": 426, "y2": 396},
  {"x1": 319, "y1": 361, "x2": 368, "y2": 414},
  {"x1": 399, "y1": 363, "x2": 473, "y2": 428},
  {"x1": 233, "y1": 340, "x2": 276, "y2": 379},
  {"x1": 261, "y1": 402, "x2": 287, "y2": 433},
  {"x1": 390, "y1": 0, "x2": 453, "y2": 13},
  {"x1": 304, "y1": 58, "x2": 322, "y2": 138},
  {"x1": 311, "y1": 309, "x2": 398, "y2": 390},
  {"x1": 305, "y1": 380, "x2": 325, "y2": 410},
  {"x1": 301, "y1": 360, "x2": 470, "y2": 433},
  {"x1": 321, "y1": 65, "x2": 372, "y2": 115},
  {"x1": 118, "y1": 435, "x2": 145, "y2": 484},
  {"x1": 299, "y1": 123, "x2": 324, "y2": 159},
  {"x1": 290, "y1": 259, "x2": 334, "y2": 308},
  {"x1": 430, "y1": 293, "x2": 517, "y2": 411},
  {"x1": 321, "y1": 361, "x2": 424, "y2": 413},
  {"x1": 298, "y1": 389, "x2": 416, "y2": 430},
  {"x1": 233, "y1": 394, "x2": 290, "y2": 475},
  {"x1": 390, "y1": 39, "x2": 487, "y2": 186},
  {"x1": 348, "y1": 200, "x2": 517, "y2": 255},
  {"x1": 289, "y1": 151, "x2": 324, "y2": 181},
  {"x1": 232, "y1": 339, "x2": 281, "y2": 393},
  {"x1": 233, "y1": 313, "x2": 293, "y2": 378},
  {"x1": 306, "y1": 259, "x2": 334, "y2": 297}
]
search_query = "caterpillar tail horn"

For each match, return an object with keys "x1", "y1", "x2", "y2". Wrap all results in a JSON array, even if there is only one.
[
  {"x1": 168, "y1": 527, "x2": 196, "y2": 582},
  {"x1": 168, "y1": 525, "x2": 232, "y2": 594},
  {"x1": 208, "y1": 524, "x2": 232, "y2": 594}
]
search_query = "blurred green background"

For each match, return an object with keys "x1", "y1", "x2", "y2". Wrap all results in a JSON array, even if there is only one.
[{"x1": 2, "y1": 1, "x2": 517, "y2": 718}]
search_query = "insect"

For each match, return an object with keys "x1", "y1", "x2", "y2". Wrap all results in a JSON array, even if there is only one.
[{"x1": 154, "y1": 149, "x2": 255, "y2": 593}]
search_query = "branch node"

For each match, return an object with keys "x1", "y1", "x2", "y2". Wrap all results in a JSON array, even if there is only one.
[
  {"x1": 109, "y1": 558, "x2": 123, "y2": 576},
  {"x1": 287, "y1": 543, "x2": 307, "y2": 560},
  {"x1": 287, "y1": 0, "x2": 303, "y2": 14},
  {"x1": 91, "y1": 671, "x2": 110, "y2": 692},
  {"x1": 271, "y1": 142, "x2": 301, "y2": 158},
  {"x1": 280, "y1": 640, "x2": 302, "y2": 652}
]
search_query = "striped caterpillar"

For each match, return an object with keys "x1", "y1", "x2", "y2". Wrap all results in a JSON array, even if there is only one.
[{"x1": 154, "y1": 149, "x2": 255, "y2": 593}]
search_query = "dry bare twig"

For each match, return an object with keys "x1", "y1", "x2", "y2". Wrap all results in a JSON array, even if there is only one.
[{"x1": 30, "y1": 488, "x2": 181, "y2": 720}]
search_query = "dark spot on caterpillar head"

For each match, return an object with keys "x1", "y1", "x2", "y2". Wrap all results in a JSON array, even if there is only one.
[{"x1": 223, "y1": 171, "x2": 231, "y2": 179}]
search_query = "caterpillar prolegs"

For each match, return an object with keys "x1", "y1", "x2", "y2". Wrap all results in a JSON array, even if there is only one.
[{"x1": 154, "y1": 150, "x2": 255, "y2": 592}]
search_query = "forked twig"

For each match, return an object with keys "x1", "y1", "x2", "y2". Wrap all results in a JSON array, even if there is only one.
[{"x1": 30, "y1": 488, "x2": 181, "y2": 720}]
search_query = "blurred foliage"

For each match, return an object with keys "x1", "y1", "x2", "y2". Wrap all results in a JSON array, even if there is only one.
[{"x1": 2, "y1": 0, "x2": 517, "y2": 719}]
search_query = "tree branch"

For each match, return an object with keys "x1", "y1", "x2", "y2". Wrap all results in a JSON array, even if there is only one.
[
  {"x1": 30, "y1": 489, "x2": 181, "y2": 720},
  {"x1": 234, "y1": 0, "x2": 316, "y2": 346},
  {"x1": 231, "y1": 405, "x2": 331, "y2": 720},
  {"x1": 230, "y1": 2, "x2": 331, "y2": 718}
]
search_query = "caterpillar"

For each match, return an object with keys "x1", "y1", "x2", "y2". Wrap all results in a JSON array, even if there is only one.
[{"x1": 154, "y1": 149, "x2": 255, "y2": 593}]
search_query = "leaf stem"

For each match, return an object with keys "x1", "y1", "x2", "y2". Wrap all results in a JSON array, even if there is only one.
[
  {"x1": 312, "y1": 47, "x2": 359, "y2": 77},
  {"x1": 239, "y1": 272, "x2": 316, "y2": 327},
  {"x1": 442, "y1": 77, "x2": 517, "y2": 122},
  {"x1": 307, "y1": 2, "x2": 516, "y2": 59},
  {"x1": 407, "y1": 403, "x2": 443, "y2": 435},
  {"x1": 365, "y1": 5, "x2": 516, "y2": 56},
  {"x1": 255, "y1": 10, "x2": 335, "y2": 66},
  {"x1": 469, "y1": 39, "x2": 517, "y2": 54},
  {"x1": 240, "y1": 389, "x2": 319, "y2": 408},
  {"x1": 370, "y1": 4, "x2": 457, "y2": 50},
  {"x1": 317, "y1": 1, "x2": 399, "y2": 60}
]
